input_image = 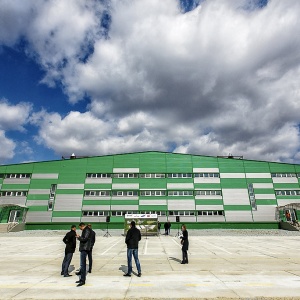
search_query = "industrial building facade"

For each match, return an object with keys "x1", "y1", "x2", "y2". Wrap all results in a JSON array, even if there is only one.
[{"x1": 0, "y1": 151, "x2": 300, "y2": 229}]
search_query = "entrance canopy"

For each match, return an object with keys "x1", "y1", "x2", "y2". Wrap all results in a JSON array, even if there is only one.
[{"x1": 124, "y1": 213, "x2": 158, "y2": 235}]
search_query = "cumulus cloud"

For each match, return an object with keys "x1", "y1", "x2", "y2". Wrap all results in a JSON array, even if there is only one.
[{"x1": 2, "y1": 0, "x2": 300, "y2": 163}]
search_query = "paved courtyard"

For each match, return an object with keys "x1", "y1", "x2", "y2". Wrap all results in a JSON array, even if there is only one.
[{"x1": 1, "y1": 229, "x2": 300, "y2": 299}]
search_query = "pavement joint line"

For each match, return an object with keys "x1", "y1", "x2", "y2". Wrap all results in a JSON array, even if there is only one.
[
  {"x1": 201, "y1": 240, "x2": 233, "y2": 255},
  {"x1": 143, "y1": 239, "x2": 148, "y2": 255},
  {"x1": 101, "y1": 238, "x2": 123, "y2": 255}
]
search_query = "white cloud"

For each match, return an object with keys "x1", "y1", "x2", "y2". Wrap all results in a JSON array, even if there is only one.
[
  {"x1": 0, "y1": 130, "x2": 16, "y2": 162},
  {"x1": 0, "y1": 99, "x2": 32, "y2": 131},
  {"x1": 2, "y1": 0, "x2": 300, "y2": 163}
]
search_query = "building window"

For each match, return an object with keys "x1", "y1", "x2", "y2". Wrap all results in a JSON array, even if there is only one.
[
  {"x1": 195, "y1": 190, "x2": 222, "y2": 196},
  {"x1": 113, "y1": 173, "x2": 138, "y2": 178},
  {"x1": 7, "y1": 173, "x2": 31, "y2": 179},
  {"x1": 167, "y1": 173, "x2": 192, "y2": 178},
  {"x1": 2, "y1": 191, "x2": 27, "y2": 197},
  {"x1": 82, "y1": 211, "x2": 110, "y2": 217},
  {"x1": 112, "y1": 191, "x2": 138, "y2": 196},
  {"x1": 275, "y1": 190, "x2": 300, "y2": 196},
  {"x1": 168, "y1": 211, "x2": 195, "y2": 216},
  {"x1": 85, "y1": 190, "x2": 110, "y2": 197},
  {"x1": 86, "y1": 173, "x2": 112, "y2": 178},
  {"x1": 111, "y1": 211, "x2": 123, "y2": 216},
  {"x1": 140, "y1": 173, "x2": 166, "y2": 178},
  {"x1": 198, "y1": 210, "x2": 224, "y2": 216},
  {"x1": 271, "y1": 173, "x2": 296, "y2": 178},
  {"x1": 140, "y1": 190, "x2": 166, "y2": 196},
  {"x1": 168, "y1": 191, "x2": 193, "y2": 196},
  {"x1": 194, "y1": 173, "x2": 219, "y2": 178}
]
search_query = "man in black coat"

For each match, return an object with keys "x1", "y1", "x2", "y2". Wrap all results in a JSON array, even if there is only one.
[
  {"x1": 76, "y1": 222, "x2": 92, "y2": 286},
  {"x1": 180, "y1": 224, "x2": 189, "y2": 264},
  {"x1": 61, "y1": 225, "x2": 76, "y2": 277},
  {"x1": 124, "y1": 221, "x2": 142, "y2": 277},
  {"x1": 87, "y1": 224, "x2": 96, "y2": 273}
]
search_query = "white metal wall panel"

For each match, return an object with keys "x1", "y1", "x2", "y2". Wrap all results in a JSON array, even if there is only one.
[
  {"x1": 167, "y1": 183, "x2": 194, "y2": 189},
  {"x1": 225, "y1": 211, "x2": 253, "y2": 222},
  {"x1": 25, "y1": 211, "x2": 52, "y2": 222},
  {"x1": 195, "y1": 205, "x2": 224, "y2": 210},
  {"x1": 194, "y1": 178, "x2": 220, "y2": 184},
  {"x1": 0, "y1": 197, "x2": 27, "y2": 206},
  {"x1": 3, "y1": 178, "x2": 30, "y2": 184},
  {"x1": 195, "y1": 195, "x2": 223, "y2": 200},
  {"x1": 54, "y1": 194, "x2": 83, "y2": 211},
  {"x1": 272, "y1": 177, "x2": 298, "y2": 184},
  {"x1": 112, "y1": 184, "x2": 139, "y2": 189},
  {"x1": 82, "y1": 205, "x2": 106, "y2": 211},
  {"x1": 139, "y1": 200, "x2": 167, "y2": 205},
  {"x1": 57, "y1": 184, "x2": 84, "y2": 190},
  {"x1": 31, "y1": 173, "x2": 59, "y2": 179},
  {"x1": 111, "y1": 205, "x2": 138, "y2": 210},
  {"x1": 255, "y1": 194, "x2": 276, "y2": 200},
  {"x1": 83, "y1": 197, "x2": 111, "y2": 201},
  {"x1": 168, "y1": 200, "x2": 195, "y2": 210},
  {"x1": 26, "y1": 200, "x2": 48, "y2": 206},
  {"x1": 277, "y1": 199, "x2": 300, "y2": 206},
  {"x1": 220, "y1": 173, "x2": 245, "y2": 179},
  {"x1": 85, "y1": 178, "x2": 112, "y2": 184},
  {"x1": 28, "y1": 189, "x2": 50, "y2": 195},
  {"x1": 246, "y1": 173, "x2": 271, "y2": 178},
  {"x1": 81, "y1": 216, "x2": 107, "y2": 222},
  {"x1": 111, "y1": 196, "x2": 139, "y2": 201},
  {"x1": 222, "y1": 189, "x2": 249, "y2": 205},
  {"x1": 52, "y1": 217, "x2": 81, "y2": 223},
  {"x1": 193, "y1": 168, "x2": 219, "y2": 173},
  {"x1": 168, "y1": 216, "x2": 197, "y2": 222},
  {"x1": 113, "y1": 168, "x2": 139, "y2": 173},
  {"x1": 252, "y1": 205, "x2": 277, "y2": 222},
  {"x1": 253, "y1": 183, "x2": 274, "y2": 189},
  {"x1": 198, "y1": 216, "x2": 225, "y2": 222},
  {"x1": 82, "y1": 205, "x2": 110, "y2": 210}
]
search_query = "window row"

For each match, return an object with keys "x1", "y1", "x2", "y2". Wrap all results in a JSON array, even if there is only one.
[
  {"x1": 86, "y1": 172, "x2": 220, "y2": 179},
  {"x1": 271, "y1": 173, "x2": 297, "y2": 178},
  {"x1": 5, "y1": 174, "x2": 31, "y2": 179},
  {"x1": 84, "y1": 190, "x2": 222, "y2": 197},
  {"x1": 0, "y1": 191, "x2": 27, "y2": 197},
  {"x1": 275, "y1": 190, "x2": 300, "y2": 196},
  {"x1": 82, "y1": 210, "x2": 225, "y2": 217}
]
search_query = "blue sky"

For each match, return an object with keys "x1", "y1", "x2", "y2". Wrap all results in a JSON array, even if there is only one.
[{"x1": 1, "y1": 0, "x2": 300, "y2": 165}]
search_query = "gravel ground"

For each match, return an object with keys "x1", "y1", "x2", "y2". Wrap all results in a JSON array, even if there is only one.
[{"x1": 1, "y1": 228, "x2": 300, "y2": 237}]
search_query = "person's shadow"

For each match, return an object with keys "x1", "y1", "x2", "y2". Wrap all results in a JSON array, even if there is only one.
[
  {"x1": 169, "y1": 257, "x2": 181, "y2": 263},
  {"x1": 119, "y1": 265, "x2": 127, "y2": 274}
]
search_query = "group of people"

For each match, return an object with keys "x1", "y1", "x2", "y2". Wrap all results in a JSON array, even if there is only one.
[
  {"x1": 61, "y1": 221, "x2": 189, "y2": 287},
  {"x1": 61, "y1": 223, "x2": 95, "y2": 287}
]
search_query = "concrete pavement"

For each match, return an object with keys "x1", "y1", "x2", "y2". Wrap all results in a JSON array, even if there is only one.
[{"x1": 1, "y1": 230, "x2": 300, "y2": 299}]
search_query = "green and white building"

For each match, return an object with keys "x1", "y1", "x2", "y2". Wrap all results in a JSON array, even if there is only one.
[{"x1": 0, "y1": 151, "x2": 300, "y2": 230}]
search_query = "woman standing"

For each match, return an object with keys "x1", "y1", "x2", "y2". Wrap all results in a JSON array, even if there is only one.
[{"x1": 180, "y1": 224, "x2": 189, "y2": 264}]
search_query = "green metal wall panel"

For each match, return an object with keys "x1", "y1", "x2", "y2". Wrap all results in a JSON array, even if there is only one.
[
  {"x1": 224, "y1": 205, "x2": 252, "y2": 210},
  {"x1": 166, "y1": 153, "x2": 193, "y2": 172},
  {"x1": 1, "y1": 184, "x2": 30, "y2": 190},
  {"x1": 111, "y1": 200, "x2": 138, "y2": 206},
  {"x1": 52, "y1": 211, "x2": 82, "y2": 217},
  {"x1": 32, "y1": 161, "x2": 61, "y2": 173},
  {"x1": 139, "y1": 152, "x2": 166, "y2": 172},
  {"x1": 218, "y1": 158, "x2": 245, "y2": 173},
  {"x1": 220, "y1": 179, "x2": 247, "y2": 188},
  {"x1": 113, "y1": 153, "x2": 140, "y2": 168},
  {"x1": 26, "y1": 195, "x2": 49, "y2": 200},
  {"x1": 139, "y1": 180, "x2": 167, "y2": 189},
  {"x1": 82, "y1": 200, "x2": 110, "y2": 206},
  {"x1": 268, "y1": 162, "x2": 296, "y2": 173},
  {"x1": 29, "y1": 179, "x2": 58, "y2": 189},
  {"x1": 139, "y1": 205, "x2": 167, "y2": 210},
  {"x1": 191, "y1": 155, "x2": 219, "y2": 168},
  {"x1": 256, "y1": 200, "x2": 278, "y2": 205},
  {"x1": 243, "y1": 160, "x2": 270, "y2": 173},
  {"x1": 195, "y1": 199, "x2": 224, "y2": 205},
  {"x1": 27, "y1": 206, "x2": 48, "y2": 211},
  {"x1": 86, "y1": 156, "x2": 114, "y2": 173},
  {"x1": 84, "y1": 184, "x2": 112, "y2": 189}
]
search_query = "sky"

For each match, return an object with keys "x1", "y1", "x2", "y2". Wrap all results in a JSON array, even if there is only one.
[{"x1": 1, "y1": 0, "x2": 300, "y2": 165}]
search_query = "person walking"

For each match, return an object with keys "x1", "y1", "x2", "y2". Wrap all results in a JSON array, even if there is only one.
[
  {"x1": 180, "y1": 224, "x2": 189, "y2": 264},
  {"x1": 164, "y1": 222, "x2": 168, "y2": 235},
  {"x1": 87, "y1": 224, "x2": 96, "y2": 273},
  {"x1": 76, "y1": 222, "x2": 92, "y2": 287},
  {"x1": 167, "y1": 221, "x2": 171, "y2": 235},
  {"x1": 124, "y1": 221, "x2": 142, "y2": 277},
  {"x1": 61, "y1": 225, "x2": 77, "y2": 277},
  {"x1": 157, "y1": 221, "x2": 161, "y2": 234}
]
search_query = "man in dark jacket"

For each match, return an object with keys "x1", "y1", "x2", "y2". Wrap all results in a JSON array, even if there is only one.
[
  {"x1": 124, "y1": 221, "x2": 142, "y2": 277},
  {"x1": 180, "y1": 224, "x2": 189, "y2": 264},
  {"x1": 61, "y1": 225, "x2": 76, "y2": 277},
  {"x1": 76, "y1": 222, "x2": 92, "y2": 286},
  {"x1": 87, "y1": 224, "x2": 96, "y2": 273}
]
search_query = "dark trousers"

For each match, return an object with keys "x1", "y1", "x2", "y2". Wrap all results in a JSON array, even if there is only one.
[
  {"x1": 62, "y1": 252, "x2": 73, "y2": 275},
  {"x1": 79, "y1": 250, "x2": 88, "y2": 283},
  {"x1": 182, "y1": 249, "x2": 188, "y2": 263},
  {"x1": 87, "y1": 249, "x2": 93, "y2": 272}
]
